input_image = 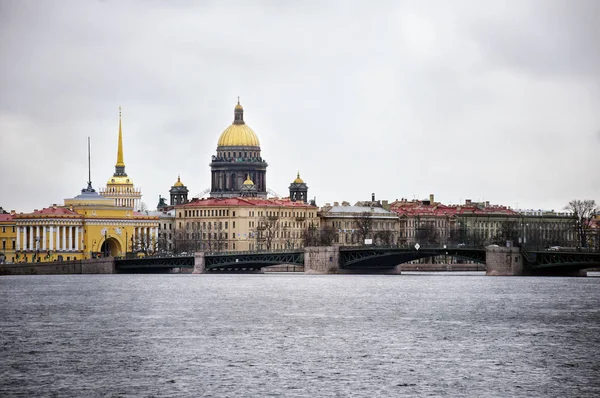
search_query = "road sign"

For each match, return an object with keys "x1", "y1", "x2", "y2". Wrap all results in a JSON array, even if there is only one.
[{"x1": 414, "y1": 243, "x2": 421, "y2": 250}]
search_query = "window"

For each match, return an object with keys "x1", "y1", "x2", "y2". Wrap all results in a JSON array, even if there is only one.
[
  {"x1": 1, "y1": 241, "x2": 5, "y2": 249},
  {"x1": 1, "y1": 227, "x2": 5, "y2": 233},
  {"x1": 233, "y1": 221, "x2": 236, "y2": 228},
  {"x1": 233, "y1": 211, "x2": 236, "y2": 217},
  {"x1": 12, "y1": 241, "x2": 15, "y2": 249},
  {"x1": 225, "y1": 222, "x2": 228, "y2": 229}
]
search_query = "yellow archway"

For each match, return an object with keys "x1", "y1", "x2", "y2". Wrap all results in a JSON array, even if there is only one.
[{"x1": 100, "y1": 237, "x2": 122, "y2": 257}]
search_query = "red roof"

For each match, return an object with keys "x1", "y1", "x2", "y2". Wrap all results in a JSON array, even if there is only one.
[
  {"x1": 390, "y1": 201, "x2": 517, "y2": 217},
  {"x1": 183, "y1": 197, "x2": 315, "y2": 208},
  {"x1": 14, "y1": 207, "x2": 81, "y2": 218},
  {"x1": 0, "y1": 214, "x2": 13, "y2": 222}
]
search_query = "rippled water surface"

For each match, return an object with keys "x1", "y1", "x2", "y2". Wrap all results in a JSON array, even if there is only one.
[{"x1": 1, "y1": 274, "x2": 599, "y2": 397}]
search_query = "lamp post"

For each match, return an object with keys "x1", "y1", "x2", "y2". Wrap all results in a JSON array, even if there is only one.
[{"x1": 103, "y1": 233, "x2": 109, "y2": 257}]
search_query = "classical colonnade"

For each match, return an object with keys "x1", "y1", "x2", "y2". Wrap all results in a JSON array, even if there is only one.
[
  {"x1": 15, "y1": 225, "x2": 82, "y2": 252},
  {"x1": 133, "y1": 226, "x2": 159, "y2": 246}
]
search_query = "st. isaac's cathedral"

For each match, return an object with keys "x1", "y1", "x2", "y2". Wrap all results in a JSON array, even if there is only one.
[
  {"x1": 210, "y1": 99, "x2": 268, "y2": 198},
  {"x1": 160, "y1": 99, "x2": 310, "y2": 206}
]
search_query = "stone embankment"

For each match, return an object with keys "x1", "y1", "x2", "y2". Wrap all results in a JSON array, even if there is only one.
[{"x1": 0, "y1": 258, "x2": 115, "y2": 276}]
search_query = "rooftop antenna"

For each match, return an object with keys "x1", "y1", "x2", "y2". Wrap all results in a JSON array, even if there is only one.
[
  {"x1": 88, "y1": 137, "x2": 92, "y2": 186},
  {"x1": 82, "y1": 136, "x2": 96, "y2": 193}
]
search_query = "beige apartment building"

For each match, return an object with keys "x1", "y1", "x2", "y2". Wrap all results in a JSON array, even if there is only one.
[{"x1": 175, "y1": 197, "x2": 319, "y2": 252}]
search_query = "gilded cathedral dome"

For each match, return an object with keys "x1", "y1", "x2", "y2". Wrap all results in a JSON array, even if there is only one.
[{"x1": 217, "y1": 101, "x2": 260, "y2": 148}]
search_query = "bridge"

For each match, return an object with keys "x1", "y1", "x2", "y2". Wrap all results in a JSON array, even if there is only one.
[{"x1": 114, "y1": 246, "x2": 600, "y2": 276}]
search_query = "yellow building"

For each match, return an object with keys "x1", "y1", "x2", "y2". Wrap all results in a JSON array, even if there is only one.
[
  {"x1": 10, "y1": 177, "x2": 158, "y2": 263},
  {"x1": 6, "y1": 109, "x2": 158, "y2": 264},
  {"x1": 99, "y1": 107, "x2": 142, "y2": 209},
  {"x1": 175, "y1": 196, "x2": 319, "y2": 252},
  {"x1": 0, "y1": 210, "x2": 16, "y2": 263}
]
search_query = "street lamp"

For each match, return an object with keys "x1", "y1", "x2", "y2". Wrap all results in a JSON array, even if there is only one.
[{"x1": 103, "y1": 233, "x2": 110, "y2": 257}]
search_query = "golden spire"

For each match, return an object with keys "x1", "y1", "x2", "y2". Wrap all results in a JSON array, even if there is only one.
[{"x1": 116, "y1": 106, "x2": 125, "y2": 167}]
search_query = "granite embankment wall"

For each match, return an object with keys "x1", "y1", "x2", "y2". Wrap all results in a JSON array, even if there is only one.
[
  {"x1": 401, "y1": 263, "x2": 485, "y2": 272},
  {"x1": 0, "y1": 258, "x2": 115, "y2": 276}
]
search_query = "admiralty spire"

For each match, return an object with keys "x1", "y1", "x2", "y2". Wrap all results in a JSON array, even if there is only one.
[{"x1": 100, "y1": 107, "x2": 142, "y2": 209}]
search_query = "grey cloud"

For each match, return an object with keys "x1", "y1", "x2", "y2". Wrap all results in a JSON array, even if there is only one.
[{"x1": 0, "y1": 0, "x2": 598, "y2": 213}]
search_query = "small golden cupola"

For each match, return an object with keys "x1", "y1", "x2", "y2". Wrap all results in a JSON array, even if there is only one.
[
  {"x1": 169, "y1": 174, "x2": 189, "y2": 205},
  {"x1": 240, "y1": 174, "x2": 258, "y2": 197},
  {"x1": 289, "y1": 171, "x2": 308, "y2": 203},
  {"x1": 243, "y1": 175, "x2": 254, "y2": 186},
  {"x1": 293, "y1": 172, "x2": 304, "y2": 184},
  {"x1": 173, "y1": 174, "x2": 184, "y2": 187}
]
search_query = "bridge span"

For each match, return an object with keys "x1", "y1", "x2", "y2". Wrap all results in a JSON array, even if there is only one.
[{"x1": 114, "y1": 246, "x2": 600, "y2": 276}]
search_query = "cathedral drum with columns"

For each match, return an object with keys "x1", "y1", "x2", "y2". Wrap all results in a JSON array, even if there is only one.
[{"x1": 210, "y1": 100, "x2": 268, "y2": 198}]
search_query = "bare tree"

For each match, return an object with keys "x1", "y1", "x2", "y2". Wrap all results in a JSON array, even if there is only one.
[
  {"x1": 374, "y1": 230, "x2": 394, "y2": 246},
  {"x1": 565, "y1": 199, "x2": 598, "y2": 249},
  {"x1": 492, "y1": 221, "x2": 520, "y2": 246},
  {"x1": 353, "y1": 211, "x2": 373, "y2": 244},
  {"x1": 415, "y1": 222, "x2": 439, "y2": 245},
  {"x1": 255, "y1": 215, "x2": 280, "y2": 250},
  {"x1": 302, "y1": 224, "x2": 337, "y2": 247}
]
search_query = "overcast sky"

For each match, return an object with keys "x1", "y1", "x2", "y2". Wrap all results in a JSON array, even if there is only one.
[{"x1": 1, "y1": 0, "x2": 599, "y2": 213}]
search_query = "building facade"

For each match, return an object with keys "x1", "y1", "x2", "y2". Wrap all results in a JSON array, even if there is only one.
[
  {"x1": 175, "y1": 196, "x2": 319, "y2": 253},
  {"x1": 319, "y1": 200, "x2": 401, "y2": 246}
]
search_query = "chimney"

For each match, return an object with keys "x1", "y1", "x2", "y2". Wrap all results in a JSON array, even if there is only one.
[
  {"x1": 34, "y1": 209, "x2": 38, "y2": 212},
  {"x1": 485, "y1": 201, "x2": 490, "y2": 207},
  {"x1": 10, "y1": 210, "x2": 15, "y2": 215},
  {"x1": 465, "y1": 199, "x2": 472, "y2": 205},
  {"x1": 382, "y1": 200, "x2": 389, "y2": 210},
  {"x1": 429, "y1": 194, "x2": 434, "y2": 204},
  {"x1": 371, "y1": 193, "x2": 375, "y2": 202},
  {"x1": 334, "y1": 201, "x2": 339, "y2": 206},
  {"x1": 53, "y1": 204, "x2": 57, "y2": 209}
]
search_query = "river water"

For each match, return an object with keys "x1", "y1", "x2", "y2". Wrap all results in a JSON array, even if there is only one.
[{"x1": 1, "y1": 274, "x2": 599, "y2": 397}]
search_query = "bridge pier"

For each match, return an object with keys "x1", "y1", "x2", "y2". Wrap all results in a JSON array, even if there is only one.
[
  {"x1": 485, "y1": 246, "x2": 523, "y2": 276},
  {"x1": 192, "y1": 252, "x2": 206, "y2": 274},
  {"x1": 304, "y1": 246, "x2": 339, "y2": 274}
]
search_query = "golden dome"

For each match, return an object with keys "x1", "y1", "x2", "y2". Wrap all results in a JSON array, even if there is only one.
[
  {"x1": 173, "y1": 174, "x2": 184, "y2": 187},
  {"x1": 107, "y1": 176, "x2": 133, "y2": 185},
  {"x1": 235, "y1": 103, "x2": 243, "y2": 111},
  {"x1": 293, "y1": 172, "x2": 304, "y2": 184},
  {"x1": 243, "y1": 176, "x2": 255, "y2": 186},
  {"x1": 217, "y1": 124, "x2": 260, "y2": 147}
]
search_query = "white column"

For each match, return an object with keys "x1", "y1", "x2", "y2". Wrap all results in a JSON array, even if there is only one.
[
  {"x1": 137, "y1": 227, "x2": 141, "y2": 249},
  {"x1": 56, "y1": 226, "x2": 60, "y2": 251},
  {"x1": 24, "y1": 226, "x2": 28, "y2": 250},
  {"x1": 29, "y1": 227, "x2": 33, "y2": 250},
  {"x1": 42, "y1": 226, "x2": 47, "y2": 250},
  {"x1": 68, "y1": 226, "x2": 73, "y2": 251},
  {"x1": 62, "y1": 226, "x2": 66, "y2": 251},
  {"x1": 16, "y1": 227, "x2": 21, "y2": 251},
  {"x1": 75, "y1": 227, "x2": 79, "y2": 251},
  {"x1": 35, "y1": 226, "x2": 40, "y2": 250},
  {"x1": 49, "y1": 227, "x2": 54, "y2": 251}
]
